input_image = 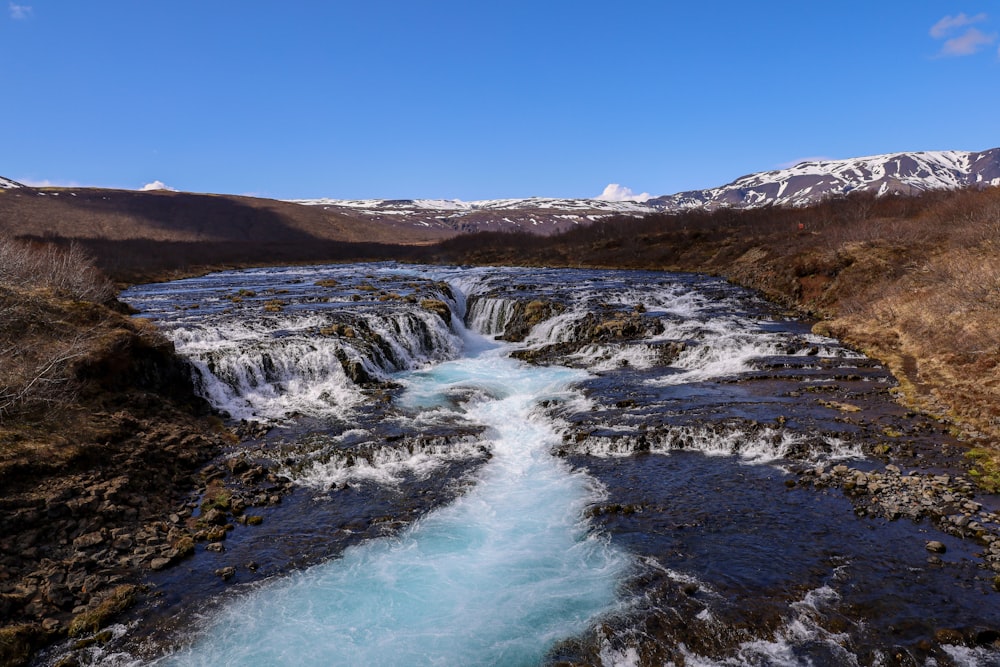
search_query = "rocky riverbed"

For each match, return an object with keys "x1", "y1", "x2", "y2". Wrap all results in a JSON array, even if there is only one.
[{"x1": 15, "y1": 263, "x2": 1000, "y2": 666}]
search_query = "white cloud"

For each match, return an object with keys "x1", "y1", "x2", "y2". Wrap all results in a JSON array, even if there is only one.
[
  {"x1": 140, "y1": 180, "x2": 177, "y2": 192},
  {"x1": 8, "y1": 3, "x2": 31, "y2": 19},
  {"x1": 929, "y1": 13, "x2": 996, "y2": 57},
  {"x1": 595, "y1": 183, "x2": 651, "y2": 202},
  {"x1": 930, "y1": 13, "x2": 987, "y2": 39},
  {"x1": 940, "y1": 27, "x2": 997, "y2": 56}
]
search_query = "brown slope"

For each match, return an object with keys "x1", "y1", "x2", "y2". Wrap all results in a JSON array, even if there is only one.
[
  {"x1": 0, "y1": 186, "x2": 458, "y2": 281},
  {"x1": 0, "y1": 187, "x2": 454, "y2": 245}
]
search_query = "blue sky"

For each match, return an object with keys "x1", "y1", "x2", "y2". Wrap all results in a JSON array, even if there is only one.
[{"x1": 2, "y1": 2, "x2": 999, "y2": 201}]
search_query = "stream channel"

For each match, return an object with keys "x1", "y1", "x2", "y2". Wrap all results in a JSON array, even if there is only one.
[{"x1": 52, "y1": 263, "x2": 1000, "y2": 666}]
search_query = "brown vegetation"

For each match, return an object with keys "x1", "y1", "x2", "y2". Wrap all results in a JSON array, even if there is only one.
[
  {"x1": 0, "y1": 238, "x2": 116, "y2": 421},
  {"x1": 0, "y1": 186, "x2": 452, "y2": 283},
  {"x1": 0, "y1": 239, "x2": 225, "y2": 664}
]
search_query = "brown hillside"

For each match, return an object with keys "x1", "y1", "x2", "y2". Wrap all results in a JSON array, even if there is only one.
[
  {"x1": 0, "y1": 187, "x2": 454, "y2": 244},
  {"x1": 0, "y1": 187, "x2": 456, "y2": 281}
]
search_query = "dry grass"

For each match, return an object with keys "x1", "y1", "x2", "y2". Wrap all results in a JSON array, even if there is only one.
[
  {"x1": 0, "y1": 236, "x2": 114, "y2": 302},
  {"x1": 0, "y1": 238, "x2": 115, "y2": 423}
]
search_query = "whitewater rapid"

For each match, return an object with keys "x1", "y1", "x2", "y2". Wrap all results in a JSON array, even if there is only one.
[{"x1": 153, "y1": 330, "x2": 628, "y2": 665}]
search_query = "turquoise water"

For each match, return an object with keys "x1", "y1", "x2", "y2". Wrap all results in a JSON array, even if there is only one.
[{"x1": 159, "y1": 338, "x2": 630, "y2": 666}]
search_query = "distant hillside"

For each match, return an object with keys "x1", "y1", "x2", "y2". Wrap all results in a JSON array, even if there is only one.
[
  {"x1": 289, "y1": 196, "x2": 654, "y2": 235},
  {"x1": 0, "y1": 186, "x2": 452, "y2": 244},
  {"x1": 0, "y1": 186, "x2": 453, "y2": 280},
  {"x1": 3, "y1": 146, "x2": 999, "y2": 278}
]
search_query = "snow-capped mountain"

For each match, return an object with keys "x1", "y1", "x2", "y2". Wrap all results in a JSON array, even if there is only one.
[
  {"x1": 293, "y1": 148, "x2": 1000, "y2": 233},
  {"x1": 648, "y1": 148, "x2": 1000, "y2": 210},
  {"x1": 289, "y1": 196, "x2": 656, "y2": 234},
  {"x1": 0, "y1": 176, "x2": 24, "y2": 189}
]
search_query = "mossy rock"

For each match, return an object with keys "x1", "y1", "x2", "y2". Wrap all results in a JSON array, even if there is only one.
[
  {"x1": 262, "y1": 299, "x2": 286, "y2": 312},
  {"x1": 67, "y1": 584, "x2": 137, "y2": 638},
  {"x1": 419, "y1": 299, "x2": 452, "y2": 323},
  {"x1": 0, "y1": 624, "x2": 50, "y2": 667}
]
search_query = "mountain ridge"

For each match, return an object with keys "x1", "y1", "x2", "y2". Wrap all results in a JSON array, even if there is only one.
[
  {"x1": 648, "y1": 147, "x2": 1000, "y2": 211},
  {"x1": 2, "y1": 147, "x2": 999, "y2": 241},
  {"x1": 289, "y1": 147, "x2": 1000, "y2": 232}
]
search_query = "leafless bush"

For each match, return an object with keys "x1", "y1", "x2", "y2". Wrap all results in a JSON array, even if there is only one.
[
  {"x1": 0, "y1": 332, "x2": 90, "y2": 421},
  {"x1": 0, "y1": 237, "x2": 114, "y2": 302},
  {"x1": 0, "y1": 238, "x2": 115, "y2": 422}
]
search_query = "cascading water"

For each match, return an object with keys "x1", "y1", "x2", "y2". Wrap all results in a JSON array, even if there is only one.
[
  {"x1": 156, "y1": 347, "x2": 630, "y2": 666},
  {"x1": 95, "y1": 263, "x2": 1000, "y2": 667}
]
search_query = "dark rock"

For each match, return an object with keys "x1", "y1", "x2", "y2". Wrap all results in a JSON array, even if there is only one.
[{"x1": 72, "y1": 531, "x2": 104, "y2": 549}]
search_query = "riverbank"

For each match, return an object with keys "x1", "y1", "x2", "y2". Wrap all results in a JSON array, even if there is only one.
[
  {"x1": 0, "y1": 243, "x2": 232, "y2": 664},
  {"x1": 46, "y1": 263, "x2": 1000, "y2": 665}
]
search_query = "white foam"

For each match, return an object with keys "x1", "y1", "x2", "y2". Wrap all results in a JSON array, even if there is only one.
[
  {"x1": 153, "y1": 343, "x2": 632, "y2": 666},
  {"x1": 670, "y1": 583, "x2": 859, "y2": 667},
  {"x1": 941, "y1": 644, "x2": 1000, "y2": 667},
  {"x1": 568, "y1": 425, "x2": 862, "y2": 465},
  {"x1": 290, "y1": 437, "x2": 489, "y2": 489}
]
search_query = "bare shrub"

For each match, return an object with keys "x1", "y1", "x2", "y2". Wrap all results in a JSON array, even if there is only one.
[
  {"x1": 0, "y1": 237, "x2": 114, "y2": 302},
  {"x1": 0, "y1": 331, "x2": 90, "y2": 421},
  {"x1": 0, "y1": 238, "x2": 116, "y2": 422}
]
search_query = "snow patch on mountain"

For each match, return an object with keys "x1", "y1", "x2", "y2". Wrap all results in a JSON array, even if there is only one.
[
  {"x1": 0, "y1": 177, "x2": 24, "y2": 189},
  {"x1": 649, "y1": 148, "x2": 1000, "y2": 211},
  {"x1": 291, "y1": 195, "x2": 654, "y2": 214},
  {"x1": 286, "y1": 148, "x2": 999, "y2": 234}
]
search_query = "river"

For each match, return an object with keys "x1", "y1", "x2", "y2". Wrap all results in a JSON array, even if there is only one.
[{"x1": 54, "y1": 263, "x2": 1000, "y2": 666}]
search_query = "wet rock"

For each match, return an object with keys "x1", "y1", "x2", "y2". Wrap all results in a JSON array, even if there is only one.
[
  {"x1": 201, "y1": 508, "x2": 227, "y2": 526},
  {"x1": 934, "y1": 627, "x2": 964, "y2": 644},
  {"x1": 214, "y1": 566, "x2": 236, "y2": 581},
  {"x1": 148, "y1": 557, "x2": 171, "y2": 571},
  {"x1": 926, "y1": 541, "x2": 947, "y2": 554},
  {"x1": 419, "y1": 299, "x2": 452, "y2": 324}
]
